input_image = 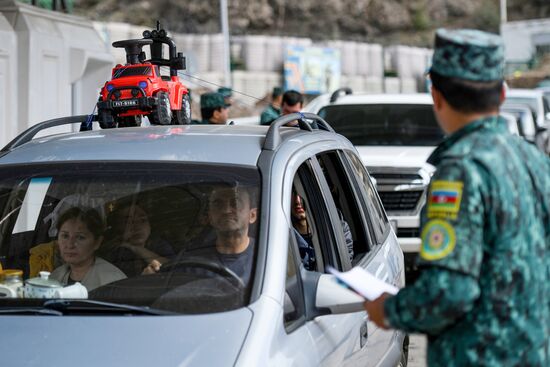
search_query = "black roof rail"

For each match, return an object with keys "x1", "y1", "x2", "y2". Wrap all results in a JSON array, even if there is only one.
[
  {"x1": 329, "y1": 87, "x2": 353, "y2": 103},
  {"x1": 1, "y1": 115, "x2": 97, "y2": 153},
  {"x1": 263, "y1": 112, "x2": 334, "y2": 151}
]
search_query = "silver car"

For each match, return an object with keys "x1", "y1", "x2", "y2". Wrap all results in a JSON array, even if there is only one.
[{"x1": 0, "y1": 114, "x2": 406, "y2": 366}]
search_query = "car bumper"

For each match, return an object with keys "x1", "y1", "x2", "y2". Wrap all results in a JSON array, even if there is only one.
[{"x1": 97, "y1": 96, "x2": 157, "y2": 111}]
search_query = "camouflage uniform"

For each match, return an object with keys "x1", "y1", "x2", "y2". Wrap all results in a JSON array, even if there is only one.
[
  {"x1": 260, "y1": 104, "x2": 281, "y2": 125},
  {"x1": 260, "y1": 87, "x2": 283, "y2": 125},
  {"x1": 384, "y1": 29, "x2": 550, "y2": 366}
]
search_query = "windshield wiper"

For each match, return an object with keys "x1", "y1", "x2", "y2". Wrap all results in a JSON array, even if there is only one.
[
  {"x1": 42, "y1": 299, "x2": 175, "y2": 315},
  {"x1": 0, "y1": 307, "x2": 63, "y2": 316}
]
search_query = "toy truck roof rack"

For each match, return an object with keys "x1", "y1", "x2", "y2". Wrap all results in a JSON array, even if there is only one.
[{"x1": 142, "y1": 21, "x2": 185, "y2": 76}]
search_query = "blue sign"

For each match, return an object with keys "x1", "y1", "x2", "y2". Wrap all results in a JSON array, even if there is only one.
[{"x1": 284, "y1": 45, "x2": 341, "y2": 94}]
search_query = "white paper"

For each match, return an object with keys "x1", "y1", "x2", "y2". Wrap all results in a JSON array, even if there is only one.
[{"x1": 327, "y1": 266, "x2": 399, "y2": 301}]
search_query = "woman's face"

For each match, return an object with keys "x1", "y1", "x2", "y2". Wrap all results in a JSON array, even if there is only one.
[
  {"x1": 291, "y1": 193, "x2": 307, "y2": 221},
  {"x1": 118, "y1": 206, "x2": 151, "y2": 247},
  {"x1": 57, "y1": 218, "x2": 101, "y2": 267}
]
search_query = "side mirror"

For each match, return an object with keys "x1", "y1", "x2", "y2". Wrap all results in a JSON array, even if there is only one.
[{"x1": 315, "y1": 274, "x2": 365, "y2": 314}]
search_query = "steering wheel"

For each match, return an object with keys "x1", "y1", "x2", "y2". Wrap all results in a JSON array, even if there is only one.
[{"x1": 160, "y1": 257, "x2": 245, "y2": 290}]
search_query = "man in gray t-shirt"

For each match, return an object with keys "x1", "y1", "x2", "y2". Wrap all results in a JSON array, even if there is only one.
[{"x1": 145, "y1": 185, "x2": 258, "y2": 285}]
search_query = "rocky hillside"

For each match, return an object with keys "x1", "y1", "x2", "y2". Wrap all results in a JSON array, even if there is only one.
[{"x1": 74, "y1": 0, "x2": 550, "y2": 46}]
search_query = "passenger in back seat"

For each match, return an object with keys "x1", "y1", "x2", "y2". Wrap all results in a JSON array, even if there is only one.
[{"x1": 102, "y1": 202, "x2": 175, "y2": 277}]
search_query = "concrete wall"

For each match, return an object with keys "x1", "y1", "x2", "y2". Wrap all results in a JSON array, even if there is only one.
[
  {"x1": 0, "y1": 0, "x2": 113, "y2": 140},
  {"x1": 501, "y1": 18, "x2": 550, "y2": 62},
  {"x1": 0, "y1": 13, "x2": 17, "y2": 147}
]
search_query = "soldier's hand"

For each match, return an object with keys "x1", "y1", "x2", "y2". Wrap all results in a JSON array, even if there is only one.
[{"x1": 364, "y1": 293, "x2": 391, "y2": 329}]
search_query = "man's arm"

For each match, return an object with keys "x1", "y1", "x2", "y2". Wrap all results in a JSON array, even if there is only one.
[{"x1": 383, "y1": 267, "x2": 479, "y2": 334}]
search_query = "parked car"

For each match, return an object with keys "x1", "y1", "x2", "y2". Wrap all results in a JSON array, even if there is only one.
[
  {"x1": 0, "y1": 113, "x2": 407, "y2": 366},
  {"x1": 500, "y1": 104, "x2": 538, "y2": 144},
  {"x1": 502, "y1": 89, "x2": 550, "y2": 153},
  {"x1": 500, "y1": 112, "x2": 520, "y2": 136},
  {"x1": 536, "y1": 86, "x2": 550, "y2": 106},
  {"x1": 305, "y1": 90, "x2": 443, "y2": 283}
]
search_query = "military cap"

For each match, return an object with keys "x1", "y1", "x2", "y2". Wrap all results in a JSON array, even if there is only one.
[
  {"x1": 200, "y1": 92, "x2": 230, "y2": 109},
  {"x1": 430, "y1": 28, "x2": 504, "y2": 82},
  {"x1": 272, "y1": 86, "x2": 283, "y2": 97},
  {"x1": 217, "y1": 87, "x2": 233, "y2": 98}
]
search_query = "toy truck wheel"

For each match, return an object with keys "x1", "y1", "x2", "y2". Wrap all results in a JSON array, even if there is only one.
[
  {"x1": 98, "y1": 109, "x2": 116, "y2": 129},
  {"x1": 149, "y1": 92, "x2": 172, "y2": 125},
  {"x1": 172, "y1": 93, "x2": 191, "y2": 125}
]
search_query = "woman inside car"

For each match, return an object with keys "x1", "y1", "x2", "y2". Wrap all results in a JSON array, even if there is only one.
[
  {"x1": 50, "y1": 207, "x2": 126, "y2": 291},
  {"x1": 102, "y1": 201, "x2": 175, "y2": 277}
]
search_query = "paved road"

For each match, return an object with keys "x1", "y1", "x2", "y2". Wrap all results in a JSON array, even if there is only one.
[{"x1": 407, "y1": 334, "x2": 427, "y2": 367}]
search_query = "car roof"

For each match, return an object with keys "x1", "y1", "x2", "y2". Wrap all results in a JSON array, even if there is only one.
[
  {"x1": 0, "y1": 125, "x2": 268, "y2": 166},
  {"x1": 332, "y1": 93, "x2": 433, "y2": 104},
  {"x1": 506, "y1": 89, "x2": 544, "y2": 98},
  {"x1": 501, "y1": 104, "x2": 533, "y2": 112},
  {"x1": 305, "y1": 92, "x2": 433, "y2": 113},
  {"x1": 0, "y1": 122, "x2": 351, "y2": 167}
]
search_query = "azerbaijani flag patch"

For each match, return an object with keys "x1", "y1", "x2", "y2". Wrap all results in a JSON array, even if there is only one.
[{"x1": 427, "y1": 180, "x2": 463, "y2": 219}]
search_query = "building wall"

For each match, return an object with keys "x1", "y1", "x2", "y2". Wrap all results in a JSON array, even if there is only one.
[
  {"x1": 0, "y1": 13, "x2": 17, "y2": 148},
  {"x1": 501, "y1": 18, "x2": 550, "y2": 62},
  {"x1": 0, "y1": 0, "x2": 113, "y2": 142}
]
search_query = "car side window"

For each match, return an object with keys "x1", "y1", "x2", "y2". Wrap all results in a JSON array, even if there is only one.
[
  {"x1": 290, "y1": 161, "x2": 341, "y2": 272},
  {"x1": 315, "y1": 151, "x2": 373, "y2": 264},
  {"x1": 345, "y1": 151, "x2": 390, "y2": 245}
]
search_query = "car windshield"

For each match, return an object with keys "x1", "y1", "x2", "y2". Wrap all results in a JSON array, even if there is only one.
[
  {"x1": 112, "y1": 66, "x2": 153, "y2": 79},
  {"x1": 318, "y1": 104, "x2": 444, "y2": 146},
  {"x1": 0, "y1": 162, "x2": 260, "y2": 314}
]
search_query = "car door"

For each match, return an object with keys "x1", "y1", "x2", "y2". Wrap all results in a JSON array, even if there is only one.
[{"x1": 283, "y1": 149, "x2": 402, "y2": 366}]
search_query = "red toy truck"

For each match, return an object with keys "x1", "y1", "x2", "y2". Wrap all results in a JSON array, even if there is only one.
[{"x1": 97, "y1": 25, "x2": 191, "y2": 128}]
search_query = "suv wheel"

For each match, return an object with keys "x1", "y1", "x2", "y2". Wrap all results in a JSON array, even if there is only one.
[
  {"x1": 150, "y1": 92, "x2": 172, "y2": 125},
  {"x1": 172, "y1": 93, "x2": 191, "y2": 125}
]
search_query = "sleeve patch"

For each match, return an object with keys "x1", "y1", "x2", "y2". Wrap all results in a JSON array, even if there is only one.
[
  {"x1": 420, "y1": 219, "x2": 456, "y2": 261},
  {"x1": 427, "y1": 180, "x2": 463, "y2": 220}
]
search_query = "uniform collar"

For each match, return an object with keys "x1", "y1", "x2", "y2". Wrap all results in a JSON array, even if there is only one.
[{"x1": 428, "y1": 114, "x2": 502, "y2": 165}]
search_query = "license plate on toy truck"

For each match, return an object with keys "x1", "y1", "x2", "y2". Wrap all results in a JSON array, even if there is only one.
[{"x1": 112, "y1": 99, "x2": 138, "y2": 108}]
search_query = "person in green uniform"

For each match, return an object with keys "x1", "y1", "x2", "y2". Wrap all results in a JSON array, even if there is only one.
[
  {"x1": 260, "y1": 87, "x2": 283, "y2": 126},
  {"x1": 364, "y1": 29, "x2": 550, "y2": 366},
  {"x1": 192, "y1": 92, "x2": 231, "y2": 125},
  {"x1": 217, "y1": 87, "x2": 233, "y2": 107}
]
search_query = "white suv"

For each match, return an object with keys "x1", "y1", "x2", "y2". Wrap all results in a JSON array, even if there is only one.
[{"x1": 305, "y1": 91, "x2": 444, "y2": 282}]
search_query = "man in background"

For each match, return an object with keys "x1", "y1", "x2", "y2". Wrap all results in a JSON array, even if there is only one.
[
  {"x1": 260, "y1": 87, "x2": 283, "y2": 126},
  {"x1": 193, "y1": 92, "x2": 231, "y2": 125}
]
